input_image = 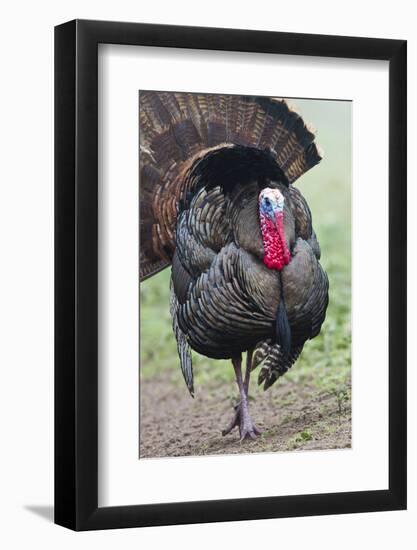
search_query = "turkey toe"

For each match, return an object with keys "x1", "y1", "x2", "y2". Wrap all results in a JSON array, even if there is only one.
[
  {"x1": 239, "y1": 407, "x2": 262, "y2": 441},
  {"x1": 221, "y1": 404, "x2": 240, "y2": 436},
  {"x1": 222, "y1": 402, "x2": 261, "y2": 440}
]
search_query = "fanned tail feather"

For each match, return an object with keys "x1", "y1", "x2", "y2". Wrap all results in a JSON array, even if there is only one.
[{"x1": 139, "y1": 91, "x2": 322, "y2": 281}]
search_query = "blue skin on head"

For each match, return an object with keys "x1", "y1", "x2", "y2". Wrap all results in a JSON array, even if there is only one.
[{"x1": 259, "y1": 190, "x2": 285, "y2": 224}]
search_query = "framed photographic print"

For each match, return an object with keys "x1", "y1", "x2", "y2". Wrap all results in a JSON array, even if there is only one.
[{"x1": 55, "y1": 20, "x2": 407, "y2": 530}]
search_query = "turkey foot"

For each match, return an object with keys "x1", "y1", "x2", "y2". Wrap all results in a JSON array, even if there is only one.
[
  {"x1": 222, "y1": 400, "x2": 261, "y2": 440},
  {"x1": 222, "y1": 351, "x2": 262, "y2": 441}
]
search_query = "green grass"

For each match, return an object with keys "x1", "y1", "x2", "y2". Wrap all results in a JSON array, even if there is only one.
[{"x1": 140, "y1": 99, "x2": 351, "y2": 400}]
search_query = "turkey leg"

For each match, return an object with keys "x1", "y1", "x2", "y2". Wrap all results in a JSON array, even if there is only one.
[{"x1": 222, "y1": 351, "x2": 261, "y2": 440}]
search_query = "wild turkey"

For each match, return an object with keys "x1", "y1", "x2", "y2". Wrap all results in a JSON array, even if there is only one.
[{"x1": 140, "y1": 91, "x2": 329, "y2": 440}]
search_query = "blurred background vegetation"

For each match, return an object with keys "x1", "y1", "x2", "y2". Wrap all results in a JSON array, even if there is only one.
[{"x1": 140, "y1": 98, "x2": 351, "y2": 442}]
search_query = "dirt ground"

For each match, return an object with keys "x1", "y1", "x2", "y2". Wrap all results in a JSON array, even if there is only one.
[{"x1": 139, "y1": 371, "x2": 351, "y2": 458}]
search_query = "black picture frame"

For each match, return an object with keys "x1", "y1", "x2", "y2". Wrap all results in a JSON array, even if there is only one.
[{"x1": 55, "y1": 19, "x2": 407, "y2": 531}]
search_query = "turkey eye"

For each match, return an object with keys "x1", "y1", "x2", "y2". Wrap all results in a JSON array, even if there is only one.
[{"x1": 264, "y1": 198, "x2": 271, "y2": 206}]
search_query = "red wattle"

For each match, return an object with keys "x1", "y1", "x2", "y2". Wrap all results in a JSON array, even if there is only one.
[{"x1": 260, "y1": 212, "x2": 290, "y2": 271}]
